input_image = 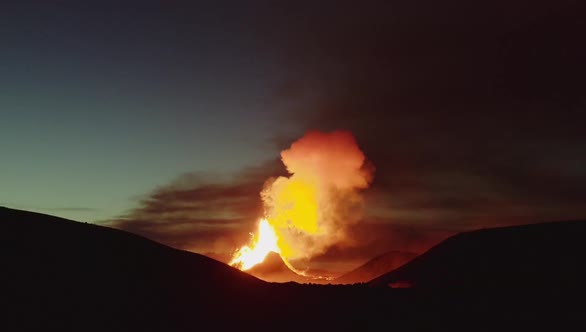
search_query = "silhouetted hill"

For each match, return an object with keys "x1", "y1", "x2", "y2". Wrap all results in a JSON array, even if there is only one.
[
  {"x1": 2, "y1": 207, "x2": 271, "y2": 330},
  {"x1": 333, "y1": 250, "x2": 417, "y2": 284},
  {"x1": 1, "y1": 207, "x2": 407, "y2": 330},
  {"x1": 202, "y1": 251, "x2": 232, "y2": 264},
  {"x1": 370, "y1": 220, "x2": 586, "y2": 294},
  {"x1": 4, "y1": 207, "x2": 585, "y2": 331}
]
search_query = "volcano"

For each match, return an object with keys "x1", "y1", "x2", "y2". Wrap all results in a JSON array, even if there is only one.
[
  {"x1": 245, "y1": 253, "x2": 339, "y2": 283},
  {"x1": 246, "y1": 252, "x2": 308, "y2": 283}
]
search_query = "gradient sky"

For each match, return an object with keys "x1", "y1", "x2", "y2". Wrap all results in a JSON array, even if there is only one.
[
  {"x1": 1, "y1": 2, "x2": 299, "y2": 221},
  {"x1": 2, "y1": 1, "x2": 585, "y2": 269}
]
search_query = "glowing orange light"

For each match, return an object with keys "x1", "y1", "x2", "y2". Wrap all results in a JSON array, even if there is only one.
[
  {"x1": 230, "y1": 131, "x2": 374, "y2": 275},
  {"x1": 229, "y1": 219, "x2": 279, "y2": 270}
]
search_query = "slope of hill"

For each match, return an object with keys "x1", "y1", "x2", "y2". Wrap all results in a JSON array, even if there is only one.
[
  {"x1": 2, "y1": 207, "x2": 270, "y2": 330},
  {"x1": 333, "y1": 250, "x2": 417, "y2": 284},
  {"x1": 370, "y1": 220, "x2": 586, "y2": 293},
  {"x1": 4, "y1": 207, "x2": 584, "y2": 330}
]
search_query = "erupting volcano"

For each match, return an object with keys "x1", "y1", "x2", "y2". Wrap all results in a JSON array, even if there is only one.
[{"x1": 230, "y1": 130, "x2": 374, "y2": 276}]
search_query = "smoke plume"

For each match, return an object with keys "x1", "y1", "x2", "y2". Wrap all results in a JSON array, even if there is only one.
[{"x1": 262, "y1": 130, "x2": 374, "y2": 264}]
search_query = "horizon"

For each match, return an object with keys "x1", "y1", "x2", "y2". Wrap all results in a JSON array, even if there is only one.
[
  {"x1": 2, "y1": 1, "x2": 585, "y2": 273},
  {"x1": 2, "y1": 204, "x2": 581, "y2": 279}
]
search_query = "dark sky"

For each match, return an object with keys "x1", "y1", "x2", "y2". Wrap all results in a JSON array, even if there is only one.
[{"x1": 2, "y1": 1, "x2": 585, "y2": 270}]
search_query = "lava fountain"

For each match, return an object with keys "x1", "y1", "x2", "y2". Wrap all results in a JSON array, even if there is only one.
[
  {"x1": 230, "y1": 219, "x2": 279, "y2": 270},
  {"x1": 230, "y1": 130, "x2": 374, "y2": 274}
]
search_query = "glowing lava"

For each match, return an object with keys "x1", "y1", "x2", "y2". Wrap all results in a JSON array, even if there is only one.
[
  {"x1": 229, "y1": 219, "x2": 279, "y2": 270},
  {"x1": 230, "y1": 130, "x2": 374, "y2": 273}
]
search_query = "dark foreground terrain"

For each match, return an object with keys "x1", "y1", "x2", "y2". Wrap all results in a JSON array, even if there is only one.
[
  {"x1": 3, "y1": 207, "x2": 585, "y2": 331},
  {"x1": 334, "y1": 250, "x2": 418, "y2": 284}
]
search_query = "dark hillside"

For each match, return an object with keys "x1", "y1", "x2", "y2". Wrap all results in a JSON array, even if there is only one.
[
  {"x1": 370, "y1": 220, "x2": 586, "y2": 294},
  {"x1": 2, "y1": 207, "x2": 268, "y2": 330},
  {"x1": 3, "y1": 207, "x2": 584, "y2": 331},
  {"x1": 334, "y1": 250, "x2": 417, "y2": 284}
]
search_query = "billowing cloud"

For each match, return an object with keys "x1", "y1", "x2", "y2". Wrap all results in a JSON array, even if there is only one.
[
  {"x1": 260, "y1": 130, "x2": 374, "y2": 263},
  {"x1": 106, "y1": 161, "x2": 286, "y2": 256}
]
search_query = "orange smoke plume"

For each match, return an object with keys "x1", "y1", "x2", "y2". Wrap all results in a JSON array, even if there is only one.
[{"x1": 230, "y1": 130, "x2": 374, "y2": 271}]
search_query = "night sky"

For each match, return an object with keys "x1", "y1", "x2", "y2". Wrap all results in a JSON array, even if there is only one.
[{"x1": 2, "y1": 1, "x2": 585, "y2": 270}]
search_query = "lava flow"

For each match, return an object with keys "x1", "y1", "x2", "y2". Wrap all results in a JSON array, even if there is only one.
[{"x1": 230, "y1": 130, "x2": 374, "y2": 275}]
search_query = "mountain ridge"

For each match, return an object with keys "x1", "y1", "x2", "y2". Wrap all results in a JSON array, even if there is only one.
[
  {"x1": 4, "y1": 206, "x2": 585, "y2": 330},
  {"x1": 369, "y1": 219, "x2": 586, "y2": 292}
]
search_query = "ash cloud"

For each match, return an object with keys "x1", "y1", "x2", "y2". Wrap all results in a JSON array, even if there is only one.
[
  {"x1": 256, "y1": 0, "x2": 586, "y2": 230},
  {"x1": 106, "y1": 161, "x2": 286, "y2": 256},
  {"x1": 262, "y1": 130, "x2": 375, "y2": 263}
]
